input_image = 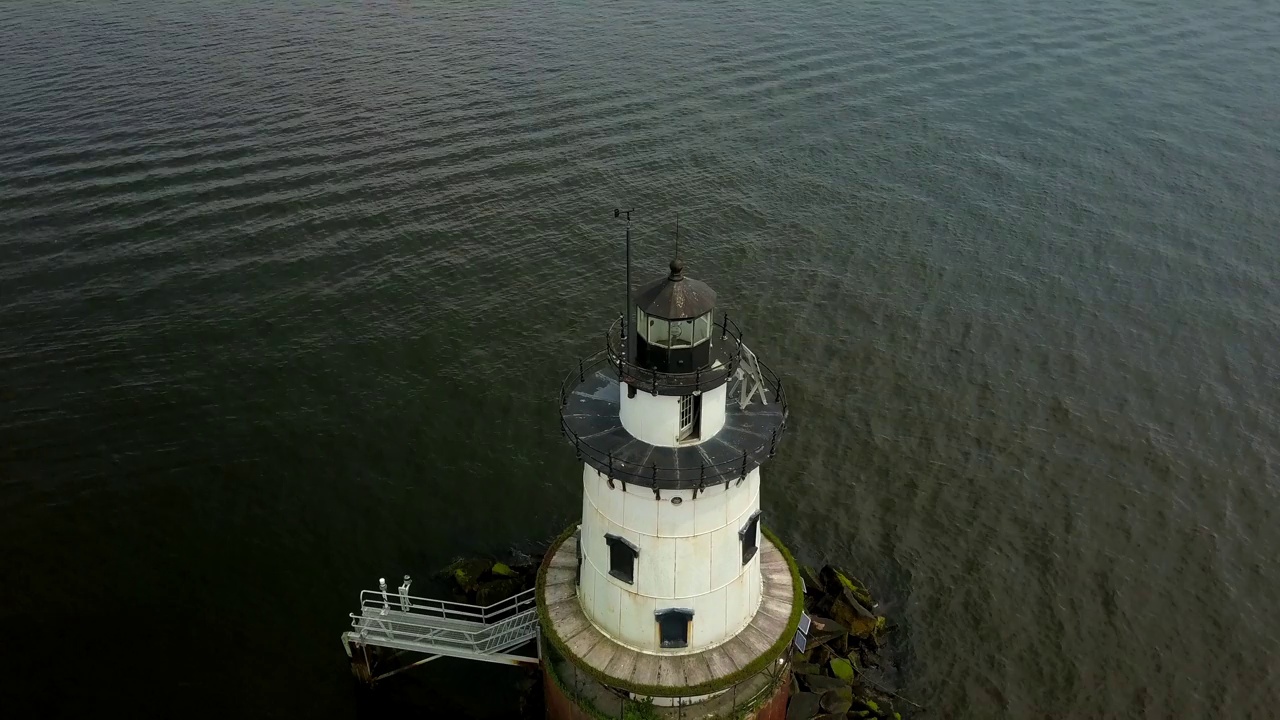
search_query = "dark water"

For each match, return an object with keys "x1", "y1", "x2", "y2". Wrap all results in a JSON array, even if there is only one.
[{"x1": 3, "y1": 0, "x2": 1279, "y2": 716}]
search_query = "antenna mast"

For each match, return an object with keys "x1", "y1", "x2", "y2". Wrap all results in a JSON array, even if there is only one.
[
  {"x1": 674, "y1": 212, "x2": 680, "y2": 260},
  {"x1": 614, "y1": 208, "x2": 634, "y2": 354}
]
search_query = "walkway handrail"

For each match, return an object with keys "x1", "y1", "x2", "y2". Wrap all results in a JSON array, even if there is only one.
[
  {"x1": 350, "y1": 606, "x2": 538, "y2": 643},
  {"x1": 559, "y1": 341, "x2": 789, "y2": 489},
  {"x1": 355, "y1": 586, "x2": 537, "y2": 624},
  {"x1": 599, "y1": 312, "x2": 746, "y2": 395}
]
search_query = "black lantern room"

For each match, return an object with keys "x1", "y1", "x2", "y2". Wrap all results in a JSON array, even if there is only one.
[{"x1": 630, "y1": 259, "x2": 717, "y2": 374}]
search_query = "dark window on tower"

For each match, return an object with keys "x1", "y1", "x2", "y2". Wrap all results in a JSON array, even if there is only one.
[
  {"x1": 605, "y1": 534, "x2": 638, "y2": 584},
  {"x1": 655, "y1": 608, "x2": 694, "y2": 648},
  {"x1": 740, "y1": 510, "x2": 762, "y2": 564},
  {"x1": 678, "y1": 393, "x2": 702, "y2": 442},
  {"x1": 574, "y1": 529, "x2": 583, "y2": 585}
]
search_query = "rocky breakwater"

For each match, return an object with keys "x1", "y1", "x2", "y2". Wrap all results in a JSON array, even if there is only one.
[
  {"x1": 444, "y1": 555, "x2": 537, "y2": 605},
  {"x1": 786, "y1": 565, "x2": 911, "y2": 720}
]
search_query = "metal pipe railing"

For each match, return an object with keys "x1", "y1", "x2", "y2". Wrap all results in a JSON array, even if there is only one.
[
  {"x1": 356, "y1": 587, "x2": 537, "y2": 624},
  {"x1": 601, "y1": 313, "x2": 747, "y2": 395},
  {"x1": 558, "y1": 341, "x2": 789, "y2": 488},
  {"x1": 350, "y1": 608, "x2": 539, "y2": 643}
]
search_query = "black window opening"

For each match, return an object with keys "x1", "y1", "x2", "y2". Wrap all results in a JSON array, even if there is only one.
[
  {"x1": 605, "y1": 534, "x2": 639, "y2": 584},
  {"x1": 656, "y1": 608, "x2": 694, "y2": 649},
  {"x1": 740, "y1": 510, "x2": 762, "y2": 564},
  {"x1": 574, "y1": 529, "x2": 583, "y2": 586},
  {"x1": 678, "y1": 393, "x2": 702, "y2": 442}
]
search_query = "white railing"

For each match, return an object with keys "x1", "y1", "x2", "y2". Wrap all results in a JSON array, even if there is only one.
[
  {"x1": 347, "y1": 586, "x2": 539, "y2": 658},
  {"x1": 355, "y1": 586, "x2": 537, "y2": 624}
]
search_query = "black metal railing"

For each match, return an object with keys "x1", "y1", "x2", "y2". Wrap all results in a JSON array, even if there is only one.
[
  {"x1": 558, "y1": 335, "x2": 789, "y2": 491},
  {"x1": 603, "y1": 312, "x2": 746, "y2": 396}
]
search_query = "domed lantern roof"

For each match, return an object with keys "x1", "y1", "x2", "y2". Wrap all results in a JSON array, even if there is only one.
[
  {"x1": 628, "y1": 259, "x2": 719, "y2": 376},
  {"x1": 631, "y1": 259, "x2": 716, "y2": 320}
]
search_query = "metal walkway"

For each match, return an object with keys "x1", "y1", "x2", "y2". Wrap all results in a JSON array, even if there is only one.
[{"x1": 342, "y1": 577, "x2": 540, "y2": 680}]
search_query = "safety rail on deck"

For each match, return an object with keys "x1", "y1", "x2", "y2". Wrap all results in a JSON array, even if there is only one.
[
  {"x1": 350, "y1": 608, "x2": 538, "y2": 651},
  {"x1": 346, "y1": 585, "x2": 540, "y2": 663},
  {"x1": 353, "y1": 586, "x2": 537, "y2": 624},
  {"x1": 558, "y1": 331, "x2": 789, "y2": 490},
  {"x1": 601, "y1": 312, "x2": 745, "y2": 395}
]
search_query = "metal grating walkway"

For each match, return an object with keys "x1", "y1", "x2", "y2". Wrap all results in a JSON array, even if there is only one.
[{"x1": 342, "y1": 582, "x2": 540, "y2": 671}]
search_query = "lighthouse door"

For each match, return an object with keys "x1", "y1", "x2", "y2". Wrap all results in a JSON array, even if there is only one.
[{"x1": 678, "y1": 394, "x2": 702, "y2": 442}]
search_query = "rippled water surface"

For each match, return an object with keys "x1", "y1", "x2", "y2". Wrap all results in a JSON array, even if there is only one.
[{"x1": 2, "y1": 0, "x2": 1279, "y2": 716}]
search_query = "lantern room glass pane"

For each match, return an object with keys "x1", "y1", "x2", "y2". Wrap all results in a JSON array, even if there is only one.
[
  {"x1": 669, "y1": 318, "x2": 695, "y2": 348},
  {"x1": 646, "y1": 316, "x2": 670, "y2": 346},
  {"x1": 692, "y1": 313, "x2": 712, "y2": 345}
]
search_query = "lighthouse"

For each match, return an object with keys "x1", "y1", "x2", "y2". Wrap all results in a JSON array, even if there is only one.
[{"x1": 538, "y1": 236, "x2": 802, "y2": 718}]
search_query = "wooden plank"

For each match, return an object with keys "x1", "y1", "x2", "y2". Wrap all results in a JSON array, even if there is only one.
[
  {"x1": 566, "y1": 626, "x2": 603, "y2": 659},
  {"x1": 550, "y1": 540, "x2": 578, "y2": 569},
  {"x1": 753, "y1": 613, "x2": 788, "y2": 645},
  {"x1": 754, "y1": 598, "x2": 789, "y2": 628},
  {"x1": 721, "y1": 635, "x2": 758, "y2": 669},
  {"x1": 763, "y1": 575, "x2": 792, "y2": 602},
  {"x1": 656, "y1": 654, "x2": 686, "y2": 688},
  {"x1": 548, "y1": 599, "x2": 589, "y2": 641},
  {"x1": 705, "y1": 644, "x2": 739, "y2": 679},
  {"x1": 736, "y1": 622, "x2": 773, "y2": 656},
  {"x1": 582, "y1": 636, "x2": 617, "y2": 672},
  {"x1": 603, "y1": 644, "x2": 639, "y2": 681},
  {"x1": 545, "y1": 567, "x2": 576, "y2": 587},
  {"x1": 759, "y1": 550, "x2": 787, "y2": 571},
  {"x1": 543, "y1": 579, "x2": 577, "y2": 605},
  {"x1": 682, "y1": 652, "x2": 714, "y2": 687},
  {"x1": 761, "y1": 558, "x2": 791, "y2": 579},
  {"x1": 758, "y1": 595, "x2": 792, "y2": 624},
  {"x1": 632, "y1": 651, "x2": 661, "y2": 687}
]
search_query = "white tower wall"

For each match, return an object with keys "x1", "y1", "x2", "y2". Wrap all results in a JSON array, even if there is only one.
[
  {"x1": 578, "y1": 464, "x2": 762, "y2": 654},
  {"x1": 619, "y1": 382, "x2": 728, "y2": 446}
]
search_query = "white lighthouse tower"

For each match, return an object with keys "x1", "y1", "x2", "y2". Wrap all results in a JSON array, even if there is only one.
[{"x1": 538, "y1": 240, "x2": 801, "y2": 718}]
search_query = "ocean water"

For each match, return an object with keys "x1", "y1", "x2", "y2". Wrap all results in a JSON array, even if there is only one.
[{"x1": 1, "y1": 0, "x2": 1278, "y2": 716}]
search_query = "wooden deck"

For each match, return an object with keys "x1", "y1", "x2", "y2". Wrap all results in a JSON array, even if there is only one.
[{"x1": 541, "y1": 530, "x2": 795, "y2": 691}]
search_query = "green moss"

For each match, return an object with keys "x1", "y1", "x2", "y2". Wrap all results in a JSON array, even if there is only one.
[
  {"x1": 536, "y1": 523, "x2": 805, "y2": 698},
  {"x1": 623, "y1": 697, "x2": 660, "y2": 720},
  {"x1": 834, "y1": 568, "x2": 875, "y2": 607},
  {"x1": 829, "y1": 657, "x2": 854, "y2": 682},
  {"x1": 491, "y1": 562, "x2": 517, "y2": 577}
]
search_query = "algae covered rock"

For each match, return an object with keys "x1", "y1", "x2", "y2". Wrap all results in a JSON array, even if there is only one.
[
  {"x1": 818, "y1": 565, "x2": 873, "y2": 603},
  {"x1": 828, "y1": 657, "x2": 855, "y2": 683},
  {"x1": 847, "y1": 614, "x2": 880, "y2": 640},
  {"x1": 806, "y1": 615, "x2": 848, "y2": 651},
  {"x1": 831, "y1": 587, "x2": 877, "y2": 639},
  {"x1": 800, "y1": 565, "x2": 823, "y2": 593},
  {"x1": 476, "y1": 577, "x2": 524, "y2": 605},
  {"x1": 449, "y1": 557, "x2": 493, "y2": 593},
  {"x1": 786, "y1": 691, "x2": 821, "y2": 720},
  {"x1": 490, "y1": 562, "x2": 518, "y2": 577},
  {"x1": 819, "y1": 686, "x2": 853, "y2": 714},
  {"x1": 799, "y1": 673, "x2": 846, "y2": 692},
  {"x1": 798, "y1": 562, "x2": 904, "y2": 720},
  {"x1": 791, "y1": 661, "x2": 820, "y2": 675}
]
